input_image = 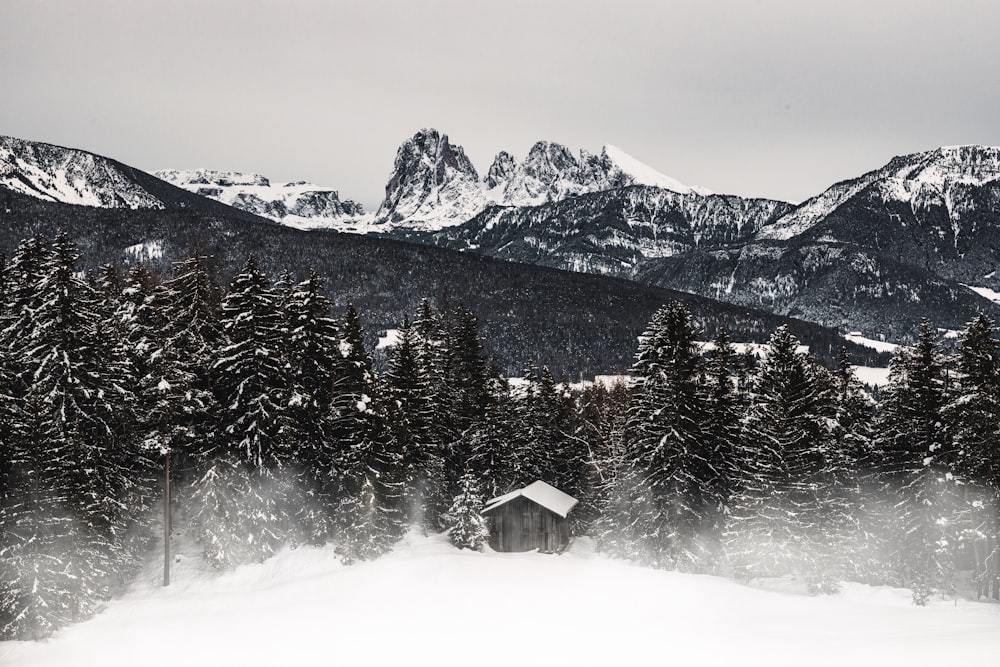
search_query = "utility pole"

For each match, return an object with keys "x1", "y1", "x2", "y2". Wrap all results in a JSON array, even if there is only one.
[{"x1": 164, "y1": 449, "x2": 171, "y2": 587}]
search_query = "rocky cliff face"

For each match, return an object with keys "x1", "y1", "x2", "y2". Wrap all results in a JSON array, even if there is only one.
[
  {"x1": 153, "y1": 169, "x2": 365, "y2": 230},
  {"x1": 412, "y1": 186, "x2": 790, "y2": 276},
  {"x1": 372, "y1": 129, "x2": 708, "y2": 230},
  {"x1": 372, "y1": 129, "x2": 483, "y2": 230}
]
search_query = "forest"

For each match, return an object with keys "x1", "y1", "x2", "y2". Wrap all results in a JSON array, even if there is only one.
[{"x1": 0, "y1": 232, "x2": 998, "y2": 641}]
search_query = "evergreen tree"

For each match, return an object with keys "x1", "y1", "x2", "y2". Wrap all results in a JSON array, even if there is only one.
[
  {"x1": 608, "y1": 302, "x2": 714, "y2": 571},
  {"x1": 385, "y1": 315, "x2": 444, "y2": 527},
  {"x1": 943, "y1": 314, "x2": 1000, "y2": 599},
  {"x1": 0, "y1": 234, "x2": 150, "y2": 637},
  {"x1": 280, "y1": 271, "x2": 343, "y2": 543},
  {"x1": 873, "y1": 321, "x2": 957, "y2": 604},
  {"x1": 724, "y1": 326, "x2": 853, "y2": 592},
  {"x1": 463, "y1": 376, "x2": 520, "y2": 500},
  {"x1": 196, "y1": 256, "x2": 296, "y2": 566},
  {"x1": 443, "y1": 473, "x2": 489, "y2": 551}
]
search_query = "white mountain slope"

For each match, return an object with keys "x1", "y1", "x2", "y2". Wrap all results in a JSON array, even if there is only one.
[
  {"x1": 2, "y1": 532, "x2": 998, "y2": 667},
  {"x1": 0, "y1": 136, "x2": 164, "y2": 209},
  {"x1": 757, "y1": 145, "x2": 1000, "y2": 241},
  {"x1": 153, "y1": 169, "x2": 368, "y2": 230}
]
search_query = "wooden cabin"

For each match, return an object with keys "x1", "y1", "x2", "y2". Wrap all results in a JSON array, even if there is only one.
[{"x1": 482, "y1": 481, "x2": 578, "y2": 553}]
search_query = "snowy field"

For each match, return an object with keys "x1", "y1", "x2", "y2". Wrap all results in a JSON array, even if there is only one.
[{"x1": 2, "y1": 532, "x2": 998, "y2": 667}]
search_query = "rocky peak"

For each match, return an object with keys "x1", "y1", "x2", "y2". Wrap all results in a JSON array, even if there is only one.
[
  {"x1": 485, "y1": 151, "x2": 516, "y2": 189},
  {"x1": 375, "y1": 129, "x2": 484, "y2": 229}
]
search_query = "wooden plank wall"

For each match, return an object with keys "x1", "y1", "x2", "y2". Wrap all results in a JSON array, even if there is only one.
[{"x1": 487, "y1": 496, "x2": 570, "y2": 553}]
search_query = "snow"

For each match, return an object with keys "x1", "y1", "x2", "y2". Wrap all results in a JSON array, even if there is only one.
[
  {"x1": 602, "y1": 144, "x2": 707, "y2": 195},
  {"x1": 964, "y1": 284, "x2": 1000, "y2": 304},
  {"x1": 376, "y1": 328, "x2": 400, "y2": 349},
  {"x1": 843, "y1": 332, "x2": 900, "y2": 354},
  {"x1": 2, "y1": 532, "x2": 998, "y2": 667},
  {"x1": 483, "y1": 480, "x2": 579, "y2": 518},
  {"x1": 696, "y1": 340, "x2": 809, "y2": 358},
  {"x1": 854, "y1": 366, "x2": 892, "y2": 387},
  {"x1": 124, "y1": 240, "x2": 164, "y2": 262}
]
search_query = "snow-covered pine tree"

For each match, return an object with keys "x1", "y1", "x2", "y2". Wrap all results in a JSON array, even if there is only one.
[
  {"x1": 699, "y1": 329, "x2": 748, "y2": 566},
  {"x1": 336, "y1": 474, "x2": 400, "y2": 565},
  {"x1": 943, "y1": 314, "x2": 1000, "y2": 599},
  {"x1": 443, "y1": 473, "x2": 489, "y2": 551},
  {"x1": 280, "y1": 270, "x2": 343, "y2": 543},
  {"x1": 330, "y1": 304, "x2": 406, "y2": 552},
  {"x1": 151, "y1": 256, "x2": 223, "y2": 492},
  {"x1": 385, "y1": 315, "x2": 445, "y2": 528},
  {"x1": 828, "y1": 348, "x2": 881, "y2": 584},
  {"x1": 462, "y1": 375, "x2": 520, "y2": 501},
  {"x1": 438, "y1": 306, "x2": 491, "y2": 495},
  {"x1": 200, "y1": 256, "x2": 297, "y2": 566},
  {"x1": 0, "y1": 234, "x2": 150, "y2": 637},
  {"x1": 872, "y1": 321, "x2": 957, "y2": 604},
  {"x1": 609, "y1": 302, "x2": 714, "y2": 571},
  {"x1": 723, "y1": 326, "x2": 853, "y2": 593}
]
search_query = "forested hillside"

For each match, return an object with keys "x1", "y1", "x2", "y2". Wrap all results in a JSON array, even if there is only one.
[{"x1": 0, "y1": 189, "x2": 886, "y2": 373}]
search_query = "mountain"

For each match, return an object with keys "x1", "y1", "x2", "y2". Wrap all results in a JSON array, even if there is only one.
[
  {"x1": 411, "y1": 143, "x2": 1000, "y2": 339},
  {"x1": 632, "y1": 146, "x2": 1000, "y2": 337},
  {"x1": 369, "y1": 128, "x2": 709, "y2": 231},
  {"x1": 404, "y1": 185, "x2": 791, "y2": 275},
  {"x1": 0, "y1": 135, "x2": 278, "y2": 224},
  {"x1": 153, "y1": 169, "x2": 366, "y2": 230},
  {"x1": 0, "y1": 185, "x2": 885, "y2": 374}
]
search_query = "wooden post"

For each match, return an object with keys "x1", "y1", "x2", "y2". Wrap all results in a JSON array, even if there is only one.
[{"x1": 164, "y1": 451, "x2": 171, "y2": 587}]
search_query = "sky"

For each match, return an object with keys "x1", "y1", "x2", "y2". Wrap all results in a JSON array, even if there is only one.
[{"x1": 2, "y1": 0, "x2": 999, "y2": 210}]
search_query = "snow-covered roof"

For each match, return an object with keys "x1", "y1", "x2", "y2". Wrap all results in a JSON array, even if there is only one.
[{"x1": 483, "y1": 481, "x2": 578, "y2": 518}]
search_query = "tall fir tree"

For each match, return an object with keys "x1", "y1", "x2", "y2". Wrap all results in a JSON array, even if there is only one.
[
  {"x1": 724, "y1": 326, "x2": 854, "y2": 593},
  {"x1": 607, "y1": 302, "x2": 714, "y2": 571},
  {"x1": 943, "y1": 314, "x2": 1000, "y2": 599},
  {"x1": 873, "y1": 321, "x2": 957, "y2": 604}
]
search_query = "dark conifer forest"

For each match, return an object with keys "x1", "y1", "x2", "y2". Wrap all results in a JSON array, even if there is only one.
[{"x1": 1, "y1": 233, "x2": 998, "y2": 640}]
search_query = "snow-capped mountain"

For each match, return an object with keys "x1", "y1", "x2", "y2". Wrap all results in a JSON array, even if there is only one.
[
  {"x1": 373, "y1": 128, "x2": 484, "y2": 230},
  {"x1": 410, "y1": 185, "x2": 789, "y2": 275},
  {"x1": 372, "y1": 128, "x2": 710, "y2": 231},
  {"x1": 153, "y1": 169, "x2": 366, "y2": 230},
  {"x1": 757, "y1": 145, "x2": 1000, "y2": 241},
  {"x1": 630, "y1": 145, "x2": 1000, "y2": 338},
  {"x1": 0, "y1": 135, "x2": 166, "y2": 209}
]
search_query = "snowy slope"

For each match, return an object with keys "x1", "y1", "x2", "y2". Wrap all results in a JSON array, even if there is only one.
[
  {"x1": 2, "y1": 533, "x2": 998, "y2": 667},
  {"x1": 0, "y1": 136, "x2": 164, "y2": 209},
  {"x1": 603, "y1": 144, "x2": 710, "y2": 194},
  {"x1": 153, "y1": 169, "x2": 367, "y2": 229},
  {"x1": 758, "y1": 145, "x2": 1000, "y2": 241}
]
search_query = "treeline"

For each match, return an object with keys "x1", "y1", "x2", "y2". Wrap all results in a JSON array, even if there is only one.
[
  {"x1": 1, "y1": 233, "x2": 997, "y2": 642},
  {"x1": 597, "y1": 302, "x2": 1000, "y2": 605},
  {"x1": 0, "y1": 233, "x2": 616, "y2": 640}
]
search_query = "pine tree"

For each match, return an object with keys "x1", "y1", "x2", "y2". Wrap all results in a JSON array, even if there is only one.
[
  {"x1": 280, "y1": 271, "x2": 343, "y2": 543},
  {"x1": 943, "y1": 314, "x2": 1000, "y2": 599},
  {"x1": 337, "y1": 475, "x2": 400, "y2": 565},
  {"x1": 385, "y1": 315, "x2": 444, "y2": 527},
  {"x1": 0, "y1": 234, "x2": 150, "y2": 637},
  {"x1": 197, "y1": 256, "x2": 296, "y2": 566},
  {"x1": 724, "y1": 326, "x2": 854, "y2": 592},
  {"x1": 443, "y1": 473, "x2": 489, "y2": 551},
  {"x1": 608, "y1": 302, "x2": 714, "y2": 571},
  {"x1": 873, "y1": 321, "x2": 957, "y2": 604},
  {"x1": 463, "y1": 376, "x2": 520, "y2": 500}
]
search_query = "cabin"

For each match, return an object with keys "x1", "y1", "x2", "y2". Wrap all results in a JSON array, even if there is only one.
[{"x1": 482, "y1": 481, "x2": 578, "y2": 553}]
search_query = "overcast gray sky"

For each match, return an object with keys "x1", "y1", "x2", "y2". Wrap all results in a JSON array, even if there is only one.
[{"x1": 3, "y1": 0, "x2": 999, "y2": 209}]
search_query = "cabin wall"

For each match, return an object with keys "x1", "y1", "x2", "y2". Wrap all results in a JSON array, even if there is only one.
[{"x1": 486, "y1": 496, "x2": 571, "y2": 553}]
